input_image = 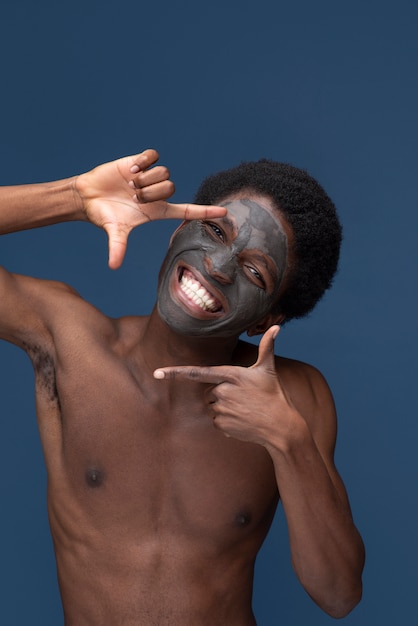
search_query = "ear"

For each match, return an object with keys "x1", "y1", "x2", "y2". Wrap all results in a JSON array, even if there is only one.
[{"x1": 246, "y1": 312, "x2": 285, "y2": 337}]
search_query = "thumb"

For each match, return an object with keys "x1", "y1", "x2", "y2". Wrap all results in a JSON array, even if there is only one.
[
  {"x1": 104, "y1": 222, "x2": 131, "y2": 269},
  {"x1": 252, "y1": 325, "x2": 280, "y2": 373}
]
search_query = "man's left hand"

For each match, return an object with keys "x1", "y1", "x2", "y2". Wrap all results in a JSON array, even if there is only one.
[{"x1": 154, "y1": 326, "x2": 297, "y2": 447}]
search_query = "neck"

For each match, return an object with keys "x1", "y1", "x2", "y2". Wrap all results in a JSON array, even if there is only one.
[{"x1": 140, "y1": 306, "x2": 240, "y2": 371}]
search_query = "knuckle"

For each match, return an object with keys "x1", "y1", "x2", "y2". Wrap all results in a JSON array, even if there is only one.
[
  {"x1": 161, "y1": 369, "x2": 179, "y2": 380},
  {"x1": 183, "y1": 204, "x2": 192, "y2": 220},
  {"x1": 187, "y1": 368, "x2": 203, "y2": 380},
  {"x1": 158, "y1": 166, "x2": 170, "y2": 180},
  {"x1": 162, "y1": 180, "x2": 175, "y2": 197}
]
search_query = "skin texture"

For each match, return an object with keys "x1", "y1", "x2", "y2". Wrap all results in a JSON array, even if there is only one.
[
  {"x1": 0, "y1": 152, "x2": 364, "y2": 625},
  {"x1": 157, "y1": 199, "x2": 288, "y2": 337}
]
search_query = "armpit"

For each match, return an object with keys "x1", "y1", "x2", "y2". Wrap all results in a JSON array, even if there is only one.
[{"x1": 23, "y1": 341, "x2": 59, "y2": 404}]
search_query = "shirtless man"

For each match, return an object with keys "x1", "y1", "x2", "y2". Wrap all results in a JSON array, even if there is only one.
[{"x1": 0, "y1": 149, "x2": 364, "y2": 625}]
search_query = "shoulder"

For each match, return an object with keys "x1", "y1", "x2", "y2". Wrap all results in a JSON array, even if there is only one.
[
  {"x1": 13, "y1": 273, "x2": 118, "y2": 350},
  {"x1": 236, "y1": 336, "x2": 328, "y2": 383},
  {"x1": 276, "y1": 355, "x2": 335, "y2": 410},
  {"x1": 46, "y1": 281, "x2": 119, "y2": 342},
  {"x1": 235, "y1": 336, "x2": 332, "y2": 398},
  {"x1": 26, "y1": 276, "x2": 113, "y2": 329},
  {"x1": 278, "y1": 355, "x2": 337, "y2": 456}
]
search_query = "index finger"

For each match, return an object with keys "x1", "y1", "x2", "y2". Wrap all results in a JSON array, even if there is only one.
[
  {"x1": 153, "y1": 364, "x2": 236, "y2": 384},
  {"x1": 162, "y1": 202, "x2": 227, "y2": 220}
]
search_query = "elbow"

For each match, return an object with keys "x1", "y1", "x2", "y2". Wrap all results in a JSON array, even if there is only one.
[
  {"x1": 318, "y1": 580, "x2": 363, "y2": 619},
  {"x1": 323, "y1": 546, "x2": 365, "y2": 618},
  {"x1": 294, "y1": 539, "x2": 365, "y2": 618},
  {"x1": 297, "y1": 563, "x2": 364, "y2": 619},
  {"x1": 302, "y1": 540, "x2": 365, "y2": 618}
]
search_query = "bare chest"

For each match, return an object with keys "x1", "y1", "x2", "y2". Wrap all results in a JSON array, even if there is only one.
[{"x1": 37, "y1": 341, "x2": 278, "y2": 545}]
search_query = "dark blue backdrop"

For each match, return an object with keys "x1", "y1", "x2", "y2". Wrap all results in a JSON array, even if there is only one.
[{"x1": 1, "y1": 1, "x2": 417, "y2": 624}]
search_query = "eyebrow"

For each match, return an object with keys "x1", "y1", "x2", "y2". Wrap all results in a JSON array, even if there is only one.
[
  {"x1": 217, "y1": 214, "x2": 237, "y2": 234},
  {"x1": 254, "y1": 253, "x2": 278, "y2": 277}
]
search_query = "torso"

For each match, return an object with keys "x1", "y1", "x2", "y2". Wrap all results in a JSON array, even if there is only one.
[{"x1": 30, "y1": 298, "x2": 282, "y2": 626}]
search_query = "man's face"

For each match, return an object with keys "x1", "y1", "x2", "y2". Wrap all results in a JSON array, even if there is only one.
[{"x1": 157, "y1": 197, "x2": 288, "y2": 338}]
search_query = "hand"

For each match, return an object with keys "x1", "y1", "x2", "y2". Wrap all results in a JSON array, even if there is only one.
[
  {"x1": 154, "y1": 326, "x2": 297, "y2": 446},
  {"x1": 75, "y1": 148, "x2": 226, "y2": 269}
]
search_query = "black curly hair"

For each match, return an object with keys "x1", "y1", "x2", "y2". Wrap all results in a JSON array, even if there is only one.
[{"x1": 194, "y1": 159, "x2": 342, "y2": 323}]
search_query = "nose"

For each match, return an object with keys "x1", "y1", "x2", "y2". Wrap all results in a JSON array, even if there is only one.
[{"x1": 204, "y1": 255, "x2": 236, "y2": 285}]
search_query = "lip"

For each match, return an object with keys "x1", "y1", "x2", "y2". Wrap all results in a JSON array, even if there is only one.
[{"x1": 169, "y1": 262, "x2": 229, "y2": 320}]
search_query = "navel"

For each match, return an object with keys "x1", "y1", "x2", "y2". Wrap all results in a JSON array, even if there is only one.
[{"x1": 85, "y1": 467, "x2": 105, "y2": 488}]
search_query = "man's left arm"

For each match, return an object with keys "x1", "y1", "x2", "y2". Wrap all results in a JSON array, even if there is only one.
[{"x1": 153, "y1": 326, "x2": 365, "y2": 619}]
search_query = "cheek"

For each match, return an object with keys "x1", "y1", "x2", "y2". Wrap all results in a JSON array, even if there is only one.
[
  {"x1": 233, "y1": 281, "x2": 273, "y2": 320},
  {"x1": 168, "y1": 225, "x2": 219, "y2": 260}
]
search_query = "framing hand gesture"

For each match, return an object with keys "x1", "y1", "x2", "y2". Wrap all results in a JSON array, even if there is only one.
[{"x1": 76, "y1": 148, "x2": 226, "y2": 269}]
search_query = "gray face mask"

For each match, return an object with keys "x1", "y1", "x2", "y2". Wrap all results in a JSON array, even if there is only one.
[{"x1": 157, "y1": 199, "x2": 288, "y2": 338}]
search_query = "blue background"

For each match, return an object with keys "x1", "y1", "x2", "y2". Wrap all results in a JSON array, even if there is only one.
[{"x1": 0, "y1": 1, "x2": 417, "y2": 624}]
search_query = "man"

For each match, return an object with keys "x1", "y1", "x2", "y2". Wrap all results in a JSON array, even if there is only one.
[{"x1": 0, "y1": 149, "x2": 364, "y2": 625}]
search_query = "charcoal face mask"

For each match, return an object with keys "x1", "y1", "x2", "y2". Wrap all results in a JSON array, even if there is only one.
[{"x1": 157, "y1": 199, "x2": 288, "y2": 338}]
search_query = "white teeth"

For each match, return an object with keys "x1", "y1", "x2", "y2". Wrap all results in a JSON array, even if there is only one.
[{"x1": 180, "y1": 274, "x2": 219, "y2": 312}]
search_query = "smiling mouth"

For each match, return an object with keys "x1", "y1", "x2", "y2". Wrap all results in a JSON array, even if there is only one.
[{"x1": 179, "y1": 268, "x2": 223, "y2": 313}]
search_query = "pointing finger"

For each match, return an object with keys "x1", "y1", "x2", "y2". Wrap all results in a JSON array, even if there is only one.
[
  {"x1": 153, "y1": 364, "x2": 237, "y2": 384},
  {"x1": 163, "y1": 202, "x2": 227, "y2": 221}
]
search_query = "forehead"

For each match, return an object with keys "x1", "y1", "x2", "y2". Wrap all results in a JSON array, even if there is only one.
[{"x1": 220, "y1": 197, "x2": 286, "y2": 253}]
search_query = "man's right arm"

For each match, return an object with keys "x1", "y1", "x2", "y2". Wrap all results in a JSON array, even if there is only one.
[
  {"x1": 0, "y1": 148, "x2": 227, "y2": 346},
  {"x1": 0, "y1": 148, "x2": 159, "y2": 349},
  {"x1": 0, "y1": 148, "x2": 226, "y2": 269},
  {"x1": 0, "y1": 269, "x2": 78, "y2": 349}
]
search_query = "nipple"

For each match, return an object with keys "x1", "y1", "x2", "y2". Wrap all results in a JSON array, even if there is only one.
[
  {"x1": 85, "y1": 467, "x2": 105, "y2": 488},
  {"x1": 235, "y1": 512, "x2": 251, "y2": 527}
]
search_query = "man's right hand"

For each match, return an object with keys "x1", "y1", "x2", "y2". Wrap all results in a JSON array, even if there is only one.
[{"x1": 75, "y1": 149, "x2": 226, "y2": 269}]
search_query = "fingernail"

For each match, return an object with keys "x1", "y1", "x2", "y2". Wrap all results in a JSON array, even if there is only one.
[
  {"x1": 130, "y1": 165, "x2": 140, "y2": 173},
  {"x1": 153, "y1": 369, "x2": 165, "y2": 379}
]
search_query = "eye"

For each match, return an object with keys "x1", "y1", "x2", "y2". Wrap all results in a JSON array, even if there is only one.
[
  {"x1": 244, "y1": 265, "x2": 266, "y2": 289},
  {"x1": 206, "y1": 222, "x2": 225, "y2": 241}
]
